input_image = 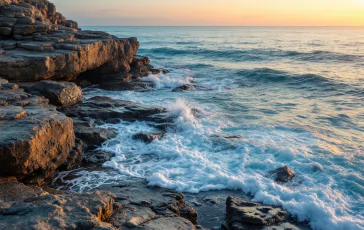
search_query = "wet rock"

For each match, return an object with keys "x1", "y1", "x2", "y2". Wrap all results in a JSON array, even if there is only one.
[
  {"x1": 131, "y1": 55, "x2": 150, "y2": 67},
  {"x1": 83, "y1": 150, "x2": 114, "y2": 165},
  {"x1": 132, "y1": 132, "x2": 165, "y2": 144},
  {"x1": 172, "y1": 84, "x2": 196, "y2": 92},
  {"x1": 59, "y1": 138, "x2": 85, "y2": 171},
  {"x1": 74, "y1": 121, "x2": 117, "y2": 150},
  {"x1": 0, "y1": 180, "x2": 118, "y2": 229},
  {"x1": 140, "y1": 217, "x2": 196, "y2": 230},
  {"x1": 0, "y1": 85, "x2": 75, "y2": 184},
  {"x1": 270, "y1": 166, "x2": 295, "y2": 183},
  {"x1": 62, "y1": 96, "x2": 172, "y2": 124},
  {"x1": 20, "y1": 80, "x2": 82, "y2": 107},
  {"x1": 98, "y1": 178, "x2": 198, "y2": 227},
  {"x1": 0, "y1": 26, "x2": 12, "y2": 36},
  {"x1": 225, "y1": 196, "x2": 301, "y2": 230}
]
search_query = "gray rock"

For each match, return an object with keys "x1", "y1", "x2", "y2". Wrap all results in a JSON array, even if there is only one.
[
  {"x1": 270, "y1": 166, "x2": 295, "y2": 183},
  {"x1": 0, "y1": 17, "x2": 17, "y2": 27},
  {"x1": 83, "y1": 150, "x2": 114, "y2": 165},
  {"x1": 139, "y1": 217, "x2": 196, "y2": 230},
  {"x1": 20, "y1": 80, "x2": 82, "y2": 107},
  {"x1": 132, "y1": 132, "x2": 165, "y2": 144},
  {"x1": 13, "y1": 24, "x2": 37, "y2": 35},
  {"x1": 172, "y1": 84, "x2": 196, "y2": 92},
  {"x1": 225, "y1": 196, "x2": 303, "y2": 230},
  {"x1": 61, "y1": 96, "x2": 173, "y2": 124},
  {"x1": 0, "y1": 26, "x2": 12, "y2": 36},
  {"x1": 17, "y1": 41, "x2": 55, "y2": 51},
  {"x1": 16, "y1": 16, "x2": 35, "y2": 25}
]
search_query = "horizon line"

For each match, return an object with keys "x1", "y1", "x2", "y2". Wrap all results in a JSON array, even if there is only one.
[{"x1": 79, "y1": 25, "x2": 364, "y2": 28}]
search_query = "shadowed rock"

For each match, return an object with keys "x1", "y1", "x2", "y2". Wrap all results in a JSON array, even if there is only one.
[
  {"x1": 61, "y1": 96, "x2": 173, "y2": 124},
  {"x1": 132, "y1": 132, "x2": 165, "y2": 144},
  {"x1": 20, "y1": 80, "x2": 82, "y2": 107},
  {"x1": 270, "y1": 166, "x2": 295, "y2": 183}
]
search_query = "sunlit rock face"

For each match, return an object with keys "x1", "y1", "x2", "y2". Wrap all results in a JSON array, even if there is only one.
[
  {"x1": 0, "y1": 0, "x2": 139, "y2": 82},
  {"x1": 0, "y1": 78, "x2": 75, "y2": 184}
]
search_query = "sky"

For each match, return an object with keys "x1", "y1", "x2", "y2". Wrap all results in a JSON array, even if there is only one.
[{"x1": 51, "y1": 0, "x2": 364, "y2": 26}]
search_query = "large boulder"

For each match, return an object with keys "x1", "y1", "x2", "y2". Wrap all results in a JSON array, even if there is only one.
[
  {"x1": 0, "y1": 80, "x2": 75, "y2": 184},
  {"x1": 20, "y1": 80, "x2": 83, "y2": 107},
  {"x1": 270, "y1": 166, "x2": 295, "y2": 183}
]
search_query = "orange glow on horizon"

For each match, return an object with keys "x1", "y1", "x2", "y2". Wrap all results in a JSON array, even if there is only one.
[{"x1": 53, "y1": 0, "x2": 364, "y2": 26}]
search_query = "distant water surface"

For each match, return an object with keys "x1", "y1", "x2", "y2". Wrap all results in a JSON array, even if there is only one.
[{"x1": 80, "y1": 27, "x2": 364, "y2": 230}]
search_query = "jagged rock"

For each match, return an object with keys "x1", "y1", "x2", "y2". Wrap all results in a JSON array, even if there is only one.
[
  {"x1": 0, "y1": 84, "x2": 75, "y2": 184},
  {"x1": 20, "y1": 80, "x2": 82, "y2": 107},
  {"x1": 83, "y1": 150, "x2": 114, "y2": 165},
  {"x1": 61, "y1": 96, "x2": 173, "y2": 124},
  {"x1": 225, "y1": 196, "x2": 301, "y2": 230},
  {"x1": 0, "y1": 0, "x2": 139, "y2": 82},
  {"x1": 270, "y1": 166, "x2": 295, "y2": 183},
  {"x1": 74, "y1": 121, "x2": 117, "y2": 150},
  {"x1": 0, "y1": 180, "x2": 118, "y2": 229},
  {"x1": 59, "y1": 138, "x2": 85, "y2": 171},
  {"x1": 132, "y1": 132, "x2": 165, "y2": 144},
  {"x1": 98, "y1": 178, "x2": 198, "y2": 228},
  {"x1": 131, "y1": 55, "x2": 150, "y2": 66},
  {"x1": 172, "y1": 84, "x2": 196, "y2": 92}
]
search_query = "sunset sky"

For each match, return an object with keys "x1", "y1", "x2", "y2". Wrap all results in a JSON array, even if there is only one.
[{"x1": 52, "y1": 0, "x2": 364, "y2": 26}]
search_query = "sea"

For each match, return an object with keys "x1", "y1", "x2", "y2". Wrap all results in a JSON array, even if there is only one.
[{"x1": 72, "y1": 27, "x2": 364, "y2": 230}]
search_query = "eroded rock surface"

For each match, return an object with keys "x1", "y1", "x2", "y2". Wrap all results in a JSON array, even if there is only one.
[
  {"x1": 0, "y1": 0, "x2": 139, "y2": 82},
  {"x1": 20, "y1": 80, "x2": 82, "y2": 107},
  {"x1": 225, "y1": 196, "x2": 302, "y2": 230},
  {"x1": 0, "y1": 79, "x2": 75, "y2": 184},
  {"x1": 0, "y1": 179, "x2": 119, "y2": 229},
  {"x1": 97, "y1": 178, "x2": 198, "y2": 228},
  {"x1": 270, "y1": 166, "x2": 295, "y2": 183}
]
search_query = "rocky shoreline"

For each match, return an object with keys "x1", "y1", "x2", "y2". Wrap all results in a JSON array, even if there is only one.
[{"x1": 0, "y1": 1, "x2": 310, "y2": 229}]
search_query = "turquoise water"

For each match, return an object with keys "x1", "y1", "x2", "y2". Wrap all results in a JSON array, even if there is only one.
[{"x1": 82, "y1": 27, "x2": 364, "y2": 230}]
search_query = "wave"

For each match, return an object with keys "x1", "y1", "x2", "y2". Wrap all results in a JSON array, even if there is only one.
[
  {"x1": 235, "y1": 68, "x2": 333, "y2": 85},
  {"x1": 139, "y1": 47, "x2": 364, "y2": 63}
]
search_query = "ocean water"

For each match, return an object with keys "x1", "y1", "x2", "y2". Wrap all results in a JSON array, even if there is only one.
[{"x1": 80, "y1": 27, "x2": 364, "y2": 230}]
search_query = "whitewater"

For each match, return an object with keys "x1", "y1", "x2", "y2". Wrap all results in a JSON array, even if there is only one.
[{"x1": 75, "y1": 27, "x2": 363, "y2": 230}]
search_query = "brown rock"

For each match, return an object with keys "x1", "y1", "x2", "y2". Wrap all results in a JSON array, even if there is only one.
[
  {"x1": 270, "y1": 166, "x2": 295, "y2": 183},
  {"x1": 0, "y1": 85, "x2": 75, "y2": 183},
  {"x1": 0, "y1": 180, "x2": 118, "y2": 229}
]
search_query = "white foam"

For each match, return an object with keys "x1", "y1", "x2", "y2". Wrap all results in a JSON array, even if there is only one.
[
  {"x1": 143, "y1": 70, "x2": 194, "y2": 89},
  {"x1": 98, "y1": 101, "x2": 364, "y2": 230}
]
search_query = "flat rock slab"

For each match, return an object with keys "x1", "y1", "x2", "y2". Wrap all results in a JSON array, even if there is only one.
[
  {"x1": 0, "y1": 180, "x2": 118, "y2": 229},
  {"x1": 61, "y1": 96, "x2": 173, "y2": 124}
]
